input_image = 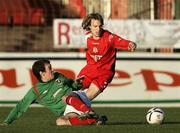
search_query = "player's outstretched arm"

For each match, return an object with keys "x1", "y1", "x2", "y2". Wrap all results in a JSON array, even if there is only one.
[
  {"x1": 112, "y1": 34, "x2": 137, "y2": 51},
  {"x1": 2, "y1": 89, "x2": 37, "y2": 125}
]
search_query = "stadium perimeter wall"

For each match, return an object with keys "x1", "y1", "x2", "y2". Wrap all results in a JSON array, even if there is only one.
[{"x1": 0, "y1": 52, "x2": 180, "y2": 107}]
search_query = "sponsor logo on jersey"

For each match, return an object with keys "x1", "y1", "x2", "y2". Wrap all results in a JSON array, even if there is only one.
[
  {"x1": 53, "y1": 88, "x2": 62, "y2": 98},
  {"x1": 42, "y1": 90, "x2": 48, "y2": 94},
  {"x1": 90, "y1": 54, "x2": 103, "y2": 62}
]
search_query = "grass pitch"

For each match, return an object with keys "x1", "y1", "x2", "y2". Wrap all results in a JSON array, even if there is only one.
[{"x1": 0, "y1": 107, "x2": 180, "y2": 133}]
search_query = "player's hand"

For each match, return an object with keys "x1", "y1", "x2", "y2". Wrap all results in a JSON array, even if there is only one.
[
  {"x1": 72, "y1": 76, "x2": 85, "y2": 90},
  {"x1": 0, "y1": 122, "x2": 8, "y2": 126},
  {"x1": 76, "y1": 76, "x2": 85, "y2": 84},
  {"x1": 128, "y1": 42, "x2": 136, "y2": 52}
]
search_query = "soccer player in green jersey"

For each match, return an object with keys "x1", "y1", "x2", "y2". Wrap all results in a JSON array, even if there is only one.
[{"x1": 1, "y1": 59, "x2": 106, "y2": 126}]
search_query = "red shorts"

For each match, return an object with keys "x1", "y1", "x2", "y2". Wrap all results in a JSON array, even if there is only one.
[{"x1": 77, "y1": 66, "x2": 114, "y2": 92}]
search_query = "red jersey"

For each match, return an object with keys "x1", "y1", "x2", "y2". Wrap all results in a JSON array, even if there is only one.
[
  {"x1": 85, "y1": 30, "x2": 131, "y2": 72},
  {"x1": 78, "y1": 30, "x2": 132, "y2": 91}
]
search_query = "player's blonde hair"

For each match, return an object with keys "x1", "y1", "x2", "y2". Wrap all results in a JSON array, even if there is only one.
[{"x1": 82, "y1": 13, "x2": 104, "y2": 31}]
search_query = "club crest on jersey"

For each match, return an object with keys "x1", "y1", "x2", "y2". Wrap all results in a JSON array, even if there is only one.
[
  {"x1": 55, "y1": 79, "x2": 61, "y2": 83},
  {"x1": 93, "y1": 47, "x2": 98, "y2": 53}
]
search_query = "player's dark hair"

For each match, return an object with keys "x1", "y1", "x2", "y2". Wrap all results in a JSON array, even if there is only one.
[
  {"x1": 82, "y1": 13, "x2": 104, "y2": 31},
  {"x1": 32, "y1": 59, "x2": 50, "y2": 81}
]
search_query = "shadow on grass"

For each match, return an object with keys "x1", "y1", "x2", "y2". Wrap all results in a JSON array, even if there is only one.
[
  {"x1": 107, "y1": 121, "x2": 180, "y2": 125},
  {"x1": 107, "y1": 121, "x2": 147, "y2": 125},
  {"x1": 163, "y1": 121, "x2": 180, "y2": 125}
]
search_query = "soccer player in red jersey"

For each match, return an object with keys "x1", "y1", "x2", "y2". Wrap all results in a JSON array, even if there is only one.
[{"x1": 78, "y1": 13, "x2": 137, "y2": 100}]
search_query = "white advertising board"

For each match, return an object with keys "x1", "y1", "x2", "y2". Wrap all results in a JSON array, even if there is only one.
[
  {"x1": 53, "y1": 19, "x2": 180, "y2": 48},
  {"x1": 0, "y1": 53, "x2": 180, "y2": 106}
]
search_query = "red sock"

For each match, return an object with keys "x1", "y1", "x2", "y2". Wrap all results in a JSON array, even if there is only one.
[
  {"x1": 66, "y1": 96, "x2": 90, "y2": 112},
  {"x1": 69, "y1": 117, "x2": 96, "y2": 125}
]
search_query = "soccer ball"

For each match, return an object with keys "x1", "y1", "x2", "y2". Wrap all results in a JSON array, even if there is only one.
[{"x1": 146, "y1": 107, "x2": 164, "y2": 124}]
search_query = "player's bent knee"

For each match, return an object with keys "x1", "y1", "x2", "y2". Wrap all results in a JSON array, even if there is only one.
[{"x1": 56, "y1": 117, "x2": 71, "y2": 126}]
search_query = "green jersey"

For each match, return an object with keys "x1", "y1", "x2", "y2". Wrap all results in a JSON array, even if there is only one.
[{"x1": 4, "y1": 72, "x2": 81, "y2": 124}]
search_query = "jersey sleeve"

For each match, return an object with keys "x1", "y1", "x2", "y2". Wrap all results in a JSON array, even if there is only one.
[
  {"x1": 3, "y1": 89, "x2": 37, "y2": 124},
  {"x1": 111, "y1": 34, "x2": 131, "y2": 50}
]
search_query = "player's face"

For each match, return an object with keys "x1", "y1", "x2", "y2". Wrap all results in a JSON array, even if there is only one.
[
  {"x1": 89, "y1": 19, "x2": 102, "y2": 39},
  {"x1": 42, "y1": 64, "x2": 54, "y2": 82}
]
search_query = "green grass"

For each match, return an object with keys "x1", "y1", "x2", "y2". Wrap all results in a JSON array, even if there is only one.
[{"x1": 1, "y1": 107, "x2": 180, "y2": 133}]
